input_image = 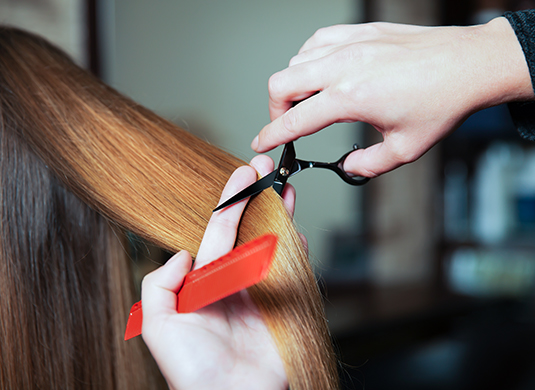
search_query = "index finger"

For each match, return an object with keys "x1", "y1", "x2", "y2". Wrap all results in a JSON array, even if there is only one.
[
  {"x1": 253, "y1": 91, "x2": 342, "y2": 153},
  {"x1": 267, "y1": 59, "x2": 328, "y2": 121}
]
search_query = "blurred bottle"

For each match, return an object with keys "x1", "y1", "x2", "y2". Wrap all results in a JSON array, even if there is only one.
[
  {"x1": 513, "y1": 149, "x2": 535, "y2": 235},
  {"x1": 472, "y1": 142, "x2": 521, "y2": 244},
  {"x1": 444, "y1": 160, "x2": 469, "y2": 241}
]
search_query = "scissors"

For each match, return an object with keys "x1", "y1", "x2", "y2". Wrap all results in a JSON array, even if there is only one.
[{"x1": 213, "y1": 141, "x2": 370, "y2": 212}]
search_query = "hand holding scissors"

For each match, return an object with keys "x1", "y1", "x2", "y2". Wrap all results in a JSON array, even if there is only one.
[{"x1": 253, "y1": 18, "x2": 534, "y2": 178}]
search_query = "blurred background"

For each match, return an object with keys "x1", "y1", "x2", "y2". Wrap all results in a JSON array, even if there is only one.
[{"x1": 2, "y1": 0, "x2": 535, "y2": 388}]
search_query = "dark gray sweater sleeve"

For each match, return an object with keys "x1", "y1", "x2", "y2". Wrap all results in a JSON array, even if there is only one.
[{"x1": 504, "y1": 10, "x2": 535, "y2": 141}]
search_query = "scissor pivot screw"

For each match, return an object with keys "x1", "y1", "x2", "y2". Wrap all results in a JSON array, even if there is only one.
[{"x1": 279, "y1": 167, "x2": 290, "y2": 177}]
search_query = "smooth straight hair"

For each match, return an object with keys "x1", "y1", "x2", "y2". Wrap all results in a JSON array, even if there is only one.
[{"x1": 0, "y1": 26, "x2": 339, "y2": 389}]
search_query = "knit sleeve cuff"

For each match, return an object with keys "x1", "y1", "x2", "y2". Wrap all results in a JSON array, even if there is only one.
[
  {"x1": 504, "y1": 10, "x2": 535, "y2": 93},
  {"x1": 504, "y1": 10, "x2": 535, "y2": 140}
]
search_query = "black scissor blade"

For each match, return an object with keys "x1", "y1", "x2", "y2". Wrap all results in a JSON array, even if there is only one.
[
  {"x1": 278, "y1": 142, "x2": 296, "y2": 171},
  {"x1": 273, "y1": 142, "x2": 297, "y2": 195},
  {"x1": 213, "y1": 170, "x2": 277, "y2": 212}
]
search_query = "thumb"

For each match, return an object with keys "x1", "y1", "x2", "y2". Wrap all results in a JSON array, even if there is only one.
[
  {"x1": 141, "y1": 251, "x2": 193, "y2": 322},
  {"x1": 343, "y1": 141, "x2": 419, "y2": 178}
]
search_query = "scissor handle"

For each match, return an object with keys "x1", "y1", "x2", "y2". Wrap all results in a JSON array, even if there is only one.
[{"x1": 310, "y1": 144, "x2": 370, "y2": 186}]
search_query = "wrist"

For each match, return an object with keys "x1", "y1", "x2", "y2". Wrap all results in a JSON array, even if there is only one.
[{"x1": 471, "y1": 16, "x2": 534, "y2": 108}]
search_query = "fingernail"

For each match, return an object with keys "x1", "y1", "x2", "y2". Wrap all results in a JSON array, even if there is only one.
[
  {"x1": 251, "y1": 136, "x2": 259, "y2": 150},
  {"x1": 167, "y1": 250, "x2": 186, "y2": 265}
]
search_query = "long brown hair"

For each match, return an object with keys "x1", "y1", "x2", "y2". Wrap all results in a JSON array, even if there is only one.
[{"x1": 0, "y1": 26, "x2": 339, "y2": 389}]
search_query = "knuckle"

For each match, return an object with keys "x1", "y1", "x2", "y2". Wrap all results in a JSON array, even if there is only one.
[
  {"x1": 388, "y1": 140, "x2": 420, "y2": 165},
  {"x1": 328, "y1": 48, "x2": 366, "y2": 93},
  {"x1": 282, "y1": 108, "x2": 301, "y2": 137},
  {"x1": 359, "y1": 166, "x2": 381, "y2": 179},
  {"x1": 306, "y1": 25, "x2": 341, "y2": 48},
  {"x1": 311, "y1": 26, "x2": 330, "y2": 42},
  {"x1": 288, "y1": 54, "x2": 300, "y2": 67},
  {"x1": 333, "y1": 78, "x2": 358, "y2": 100},
  {"x1": 211, "y1": 214, "x2": 238, "y2": 232},
  {"x1": 141, "y1": 273, "x2": 153, "y2": 289},
  {"x1": 268, "y1": 72, "x2": 285, "y2": 98},
  {"x1": 358, "y1": 22, "x2": 389, "y2": 38},
  {"x1": 335, "y1": 42, "x2": 368, "y2": 64},
  {"x1": 362, "y1": 22, "x2": 382, "y2": 35},
  {"x1": 331, "y1": 77, "x2": 365, "y2": 112}
]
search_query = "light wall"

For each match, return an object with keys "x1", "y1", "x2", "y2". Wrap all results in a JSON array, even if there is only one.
[
  {"x1": 101, "y1": 0, "x2": 364, "y2": 268},
  {"x1": 0, "y1": 0, "x2": 86, "y2": 66}
]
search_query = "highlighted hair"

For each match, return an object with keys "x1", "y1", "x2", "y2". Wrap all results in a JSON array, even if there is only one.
[{"x1": 0, "y1": 27, "x2": 338, "y2": 389}]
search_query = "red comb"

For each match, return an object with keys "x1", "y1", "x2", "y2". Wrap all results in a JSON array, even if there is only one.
[{"x1": 125, "y1": 234, "x2": 278, "y2": 340}]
